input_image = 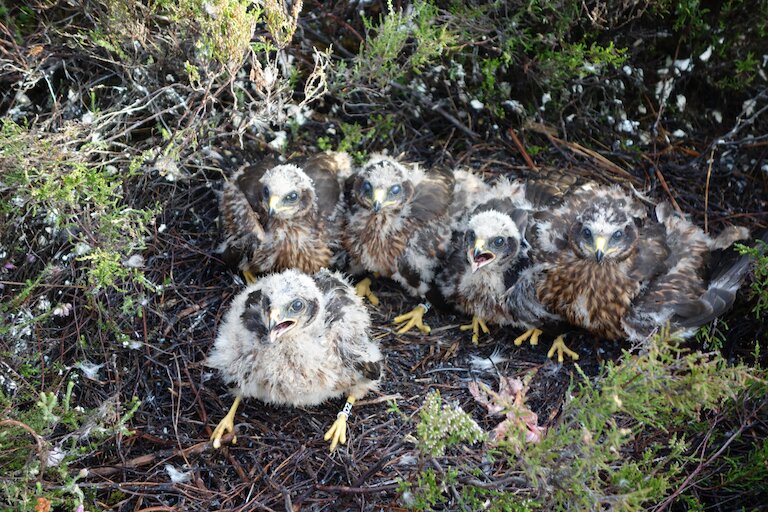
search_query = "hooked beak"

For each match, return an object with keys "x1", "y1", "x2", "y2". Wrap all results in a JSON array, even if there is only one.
[
  {"x1": 267, "y1": 196, "x2": 280, "y2": 217},
  {"x1": 469, "y1": 239, "x2": 495, "y2": 272},
  {"x1": 267, "y1": 308, "x2": 295, "y2": 343},
  {"x1": 372, "y1": 189, "x2": 386, "y2": 213},
  {"x1": 593, "y1": 236, "x2": 607, "y2": 263}
]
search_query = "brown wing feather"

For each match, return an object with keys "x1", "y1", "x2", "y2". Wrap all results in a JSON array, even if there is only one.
[
  {"x1": 301, "y1": 153, "x2": 347, "y2": 219},
  {"x1": 409, "y1": 166, "x2": 455, "y2": 227}
]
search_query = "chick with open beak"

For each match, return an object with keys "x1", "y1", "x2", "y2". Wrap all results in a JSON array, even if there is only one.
[
  {"x1": 438, "y1": 207, "x2": 532, "y2": 345},
  {"x1": 207, "y1": 268, "x2": 382, "y2": 452}
]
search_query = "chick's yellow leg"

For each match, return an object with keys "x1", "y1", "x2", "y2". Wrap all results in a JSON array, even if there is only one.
[
  {"x1": 324, "y1": 396, "x2": 355, "y2": 452},
  {"x1": 211, "y1": 395, "x2": 241, "y2": 449},
  {"x1": 355, "y1": 277, "x2": 380, "y2": 306},
  {"x1": 459, "y1": 316, "x2": 490, "y2": 344},
  {"x1": 547, "y1": 335, "x2": 579, "y2": 363},
  {"x1": 513, "y1": 327, "x2": 542, "y2": 347},
  {"x1": 394, "y1": 303, "x2": 431, "y2": 334},
  {"x1": 242, "y1": 270, "x2": 257, "y2": 285}
]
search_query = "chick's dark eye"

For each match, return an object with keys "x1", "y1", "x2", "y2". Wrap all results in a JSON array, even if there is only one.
[
  {"x1": 289, "y1": 299, "x2": 304, "y2": 313},
  {"x1": 263, "y1": 185, "x2": 270, "y2": 197},
  {"x1": 612, "y1": 230, "x2": 623, "y2": 240},
  {"x1": 582, "y1": 227, "x2": 592, "y2": 239},
  {"x1": 285, "y1": 191, "x2": 299, "y2": 202},
  {"x1": 390, "y1": 184, "x2": 401, "y2": 195},
  {"x1": 493, "y1": 237, "x2": 505, "y2": 247},
  {"x1": 361, "y1": 181, "x2": 372, "y2": 196}
]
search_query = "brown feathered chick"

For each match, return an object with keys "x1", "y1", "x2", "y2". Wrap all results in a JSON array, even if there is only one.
[
  {"x1": 219, "y1": 152, "x2": 350, "y2": 282},
  {"x1": 507, "y1": 184, "x2": 750, "y2": 360},
  {"x1": 343, "y1": 154, "x2": 458, "y2": 334}
]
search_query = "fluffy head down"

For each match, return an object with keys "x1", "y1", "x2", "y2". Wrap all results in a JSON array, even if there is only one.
[
  {"x1": 465, "y1": 210, "x2": 527, "y2": 272},
  {"x1": 350, "y1": 155, "x2": 417, "y2": 213},
  {"x1": 258, "y1": 164, "x2": 316, "y2": 219}
]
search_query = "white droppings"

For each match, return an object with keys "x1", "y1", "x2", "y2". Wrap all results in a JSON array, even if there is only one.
[
  {"x1": 158, "y1": 223, "x2": 167, "y2": 233},
  {"x1": 617, "y1": 119, "x2": 639, "y2": 133},
  {"x1": 712, "y1": 110, "x2": 723, "y2": 123},
  {"x1": 74, "y1": 242, "x2": 92, "y2": 256},
  {"x1": 674, "y1": 58, "x2": 692, "y2": 73},
  {"x1": 123, "y1": 254, "x2": 145, "y2": 268},
  {"x1": 655, "y1": 78, "x2": 674, "y2": 106},
  {"x1": 269, "y1": 130, "x2": 287, "y2": 150},
  {"x1": 165, "y1": 464, "x2": 192, "y2": 483},
  {"x1": 36, "y1": 297, "x2": 51, "y2": 312},
  {"x1": 540, "y1": 92, "x2": 551, "y2": 110},
  {"x1": 470, "y1": 99, "x2": 484, "y2": 110},
  {"x1": 672, "y1": 129, "x2": 687, "y2": 138},
  {"x1": 676, "y1": 94, "x2": 686, "y2": 111},
  {"x1": 699, "y1": 46, "x2": 713, "y2": 62},
  {"x1": 743, "y1": 98, "x2": 757, "y2": 116},
  {"x1": 622, "y1": 65, "x2": 633, "y2": 76}
]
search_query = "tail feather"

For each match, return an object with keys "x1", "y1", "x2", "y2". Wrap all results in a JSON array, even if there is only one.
[{"x1": 677, "y1": 230, "x2": 767, "y2": 328}]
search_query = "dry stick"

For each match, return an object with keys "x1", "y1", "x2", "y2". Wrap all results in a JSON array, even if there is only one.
[
  {"x1": 315, "y1": 484, "x2": 400, "y2": 494},
  {"x1": 527, "y1": 122, "x2": 639, "y2": 184},
  {"x1": 704, "y1": 147, "x2": 715, "y2": 234},
  {"x1": 87, "y1": 438, "x2": 227, "y2": 477},
  {"x1": 640, "y1": 153, "x2": 682, "y2": 213},
  {"x1": 507, "y1": 127, "x2": 538, "y2": 172}
]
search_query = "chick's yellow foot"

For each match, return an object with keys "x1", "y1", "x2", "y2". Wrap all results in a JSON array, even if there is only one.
[
  {"x1": 324, "y1": 397, "x2": 355, "y2": 452},
  {"x1": 242, "y1": 270, "x2": 257, "y2": 285},
  {"x1": 355, "y1": 277, "x2": 380, "y2": 306},
  {"x1": 513, "y1": 327, "x2": 542, "y2": 347},
  {"x1": 547, "y1": 335, "x2": 579, "y2": 363},
  {"x1": 394, "y1": 303, "x2": 431, "y2": 334},
  {"x1": 211, "y1": 396, "x2": 241, "y2": 449},
  {"x1": 459, "y1": 316, "x2": 490, "y2": 344}
]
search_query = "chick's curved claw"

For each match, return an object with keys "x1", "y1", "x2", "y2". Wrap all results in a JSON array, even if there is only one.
[
  {"x1": 547, "y1": 335, "x2": 579, "y2": 363},
  {"x1": 211, "y1": 396, "x2": 241, "y2": 449},
  {"x1": 354, "y1": 277, "x2": 380, "y2": 306},
  {"x1": 459, "y1": 316, "x2": 490, "y2": 344},
  {"x1": 394, "y1": 303, "x2": 431, "y2": 334},
  {"x1": 513, "y1": 327, "x2": 542, "y2": 347}
]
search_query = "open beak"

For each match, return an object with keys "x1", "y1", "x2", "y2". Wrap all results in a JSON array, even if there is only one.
[
  {"x1": 593, "y1": 236, "x2": 607, "y2": 263},
  {"x1": 267, "y1": 308, "x2": 295, "y2": 343},
  {"x1": 372, "y1": 189, "x2": 386, "y2": 213},
  {"x1": 468, "y1": 239, "x2": 495, "y2": 272},
  {"x1": 268, "y1": 196, "x2": 280, "y2": 217}
]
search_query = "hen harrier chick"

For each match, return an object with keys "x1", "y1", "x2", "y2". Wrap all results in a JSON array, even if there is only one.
[
  {"x1": 207, "y1": 268, "x2": 382, "y2": 451},
  {"x1": 507, "y1": 184, "x2": 750, "y2": 360},
  {"x1": 219, "y1": 152, "x2": 350, "y2": 282},
  {"x1": 437, "y1": 177, "x2": 559, "y2": 345},
  {"x1": 343, "y1": 155, "x2": 456, "y2": 334}
]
